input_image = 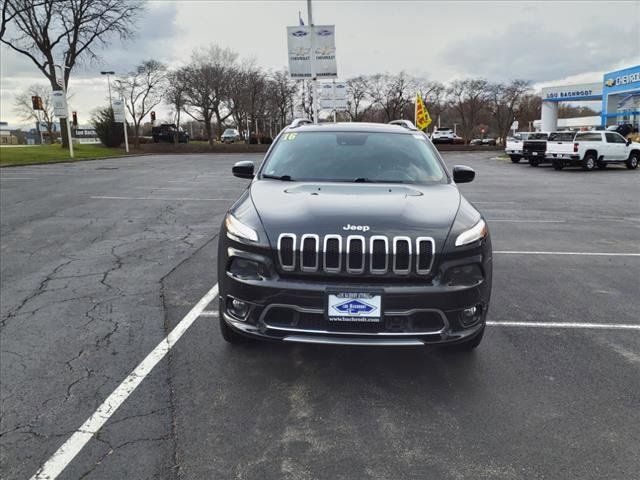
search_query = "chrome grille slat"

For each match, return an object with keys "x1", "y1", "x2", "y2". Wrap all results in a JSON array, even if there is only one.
[
  {"x1": 276, "y1": 233, "x2": 435, "y2": 275},
  {"x1": 392, "y1": 236, "x2": 412, "y2": 275},
  {"x1": 346, "y1": 235, "x2": 365, "y2": 274},
  {"x1": 300, "y1": 234, "x2": 319, "y2": 272}
]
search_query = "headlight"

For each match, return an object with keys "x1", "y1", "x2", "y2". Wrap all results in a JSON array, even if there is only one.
[
  {"x1": 455, "y1": 219, "x2": 487, "y2": 247},
  {"x1": 225, "y1": 213, "x2": 258, "y2": 242}
]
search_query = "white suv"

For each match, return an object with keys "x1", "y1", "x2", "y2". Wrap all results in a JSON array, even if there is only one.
[
  {"x1": 431, "y1": 128, "x2": 455, "y2": 144},
  {"x1": 552, "y1": 131, "x2": 639, "y2": 171}
]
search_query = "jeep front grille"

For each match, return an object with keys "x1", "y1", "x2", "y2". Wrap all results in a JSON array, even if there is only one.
[{"x1": 277, "y1": 233, "x2": 435, "y2": 275}]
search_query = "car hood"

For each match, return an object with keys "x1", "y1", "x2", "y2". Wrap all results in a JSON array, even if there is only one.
[{"x1": 250, "y1": 180, "x2": 461, "y2": 250}]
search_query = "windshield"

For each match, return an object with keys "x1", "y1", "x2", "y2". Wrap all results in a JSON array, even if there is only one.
[
  {"x1": 223, "y1": 129, "x2": 237, "y2": 135},
  {"x1": 262, "y1": 131, "x2": 447, "y2": 184}
]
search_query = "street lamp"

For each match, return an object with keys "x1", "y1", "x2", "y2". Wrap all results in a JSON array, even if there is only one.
[{"x1": 100, "y1": 71, "x2": 115, "y2": 106}]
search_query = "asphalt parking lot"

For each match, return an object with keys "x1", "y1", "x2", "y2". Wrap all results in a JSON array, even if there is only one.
[{"x1": 1, "y1": 151, "x2": 639, "y2": 480}]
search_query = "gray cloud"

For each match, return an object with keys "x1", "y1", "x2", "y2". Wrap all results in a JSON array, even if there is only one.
[{"x1": 441, "y1": 22, "x2": 639, "y2": 83}]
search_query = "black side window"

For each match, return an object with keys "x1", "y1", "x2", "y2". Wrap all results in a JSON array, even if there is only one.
[{"x1": 605, "y1": 133, "x2": 617, "y2": 143}]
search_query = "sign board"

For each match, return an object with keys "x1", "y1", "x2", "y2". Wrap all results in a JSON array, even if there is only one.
[
  {"x1": 510, "y1": 120, "x2": 519, "y2": 130},
  {"x1": 541, "y1": 82, "x2": 602, "y2": 102},
  {"x1": 603, "y1": 65, "x2": 640, "y2": 92},
  {"x1": 319, "y1": 81, "x2": 347, "y2": 110},
  {"x1": 287, "y1": 25, "x2": 337, "y2": 79},
  {"x1": 51, "y1": 91, "x2": 68, "y2": 118},
  {"x1": 112, "y1": 99, "x2": 126, "y2": 123}
]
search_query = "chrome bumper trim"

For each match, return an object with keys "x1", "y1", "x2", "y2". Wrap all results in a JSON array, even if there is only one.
[{"x1": 282, "y1": 335, "x2": 425, "y2": 346}]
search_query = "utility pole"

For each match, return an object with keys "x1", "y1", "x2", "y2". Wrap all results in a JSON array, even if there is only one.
[
  {"x1": 54, "y1": 63, "x2": 74, "y2": 158},
  {"x1": 307, "y1": 0, "x2": 319, "y2": 124}
]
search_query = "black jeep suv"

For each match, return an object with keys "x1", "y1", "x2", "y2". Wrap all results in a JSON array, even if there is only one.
[{"x1": 217, "y1": 120, "x2": 492, "y2": 350}]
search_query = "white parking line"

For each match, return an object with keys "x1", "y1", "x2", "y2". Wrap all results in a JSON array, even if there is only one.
[
  {"x1": 199, "y1": 310, "x2": 218, "y2": 317},
  {"x1": 90, "y1": 195, "x2": 230, "y2": 201},
  {"x1": 494, "y1": 250, "x2": 640, "y2": 257},
  {"x1": 488, "y1": 219, "x2": 565, "y2": 223},
  {"x1": 487, "y1": 321, "x2": 640, "y2": 330},
  {"x1": 30, "y1": 284, "x2": 220, "y2": 480}
]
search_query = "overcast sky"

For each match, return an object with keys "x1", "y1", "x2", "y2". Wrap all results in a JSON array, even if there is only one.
[{"x1": 1, "y1": 0, "x2": 639, "y2": 126}]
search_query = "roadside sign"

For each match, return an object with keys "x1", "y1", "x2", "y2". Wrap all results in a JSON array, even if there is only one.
[
  {"x1": 51, "y1": 91, "x2": 68, "y2": 118},
  {"x1": 286, "y1": 25, "x2": 337, "y2": 79},
  {"x1": 318, "y1": 81, "x2": 347, "y2": 111},
  {"x1": 511, "y1": 120, "x2": 519, "y2": 130},
  {"x1": 112, "y1": 99, "x2": 126, "y2": 123}
]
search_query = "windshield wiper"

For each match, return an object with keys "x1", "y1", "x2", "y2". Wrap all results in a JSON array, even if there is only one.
[
  {"x1": 352, "y1": 177, "x2": 405, "y2": 184},
  {"x1": 262, "y1": 174, "x2": 293, "y2": 181}
]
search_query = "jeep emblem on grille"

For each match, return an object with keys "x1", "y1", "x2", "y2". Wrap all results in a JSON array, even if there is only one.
[{"x1": 342, "y1": 224, "x2": 370, "y2": 232}]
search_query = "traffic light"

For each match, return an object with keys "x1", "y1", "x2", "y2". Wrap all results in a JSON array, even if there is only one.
[
  {"x1": 150, "y1": 111, "x2": 156, "y2": 122},
  {"x1": 31, "y1": 95, "x2": 43, "y2": 111},
  {"x1": 72, "y1": 111, "x2": 78, "y2": 126}
]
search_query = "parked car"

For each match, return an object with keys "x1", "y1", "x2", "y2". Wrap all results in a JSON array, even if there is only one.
[
  {"x1": 151, "y1": 124, "x2": 189, "y2": 143},
  {"x1": 481, "y1": 138, "x2": 496, "y2": 146},
  {"x1": 522, "y1": 132, "x2": 550, "y2": 166},
  {"x1": 505, "y1": 132, "x2": 535, "y2": 163},
  {"x1": 218, "y1": 119, "x2": 492, "y2": 350},
  {"x1": 545, "y1": 131, "x2": 578, "y2": 169},
  {"x1": 431, "y1": 127, "x2": 456, "y2": 144},
  {"x1": 470, "y1": 139, "x2": 483, "y2": 145},
  {"x1": 550, "y1": 130, "x2": 639, "y2": 170},
  {"x1": 221, "y1": 128, "x2": 241, "y2": 143},
  {"x1": 451, "y1": 134, "x2": 465, "y2": 145}
]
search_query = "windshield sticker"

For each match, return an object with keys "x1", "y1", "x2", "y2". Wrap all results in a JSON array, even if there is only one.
[{"x1": 283, "y1": 132, "x2": 298, "y2": 141}]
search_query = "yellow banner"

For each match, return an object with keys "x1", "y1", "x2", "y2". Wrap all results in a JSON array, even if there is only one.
[{"x1": 415, "y1": 93, "x2": 432, "y2": 131}]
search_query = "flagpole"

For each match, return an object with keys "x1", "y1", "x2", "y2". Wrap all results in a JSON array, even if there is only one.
[{"x1": 415, "y1": 92, "x2": 418, "y2": 127}]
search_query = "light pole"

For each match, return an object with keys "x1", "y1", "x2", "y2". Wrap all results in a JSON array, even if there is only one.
[{"x1": 100, "y1": 71, "x2": 115, "y2": 106}]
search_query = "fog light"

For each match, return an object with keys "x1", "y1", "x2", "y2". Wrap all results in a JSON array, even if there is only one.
[
  {"x1": 228, "y1": 298, "x2": 249, "y2": 320},
  {"x1": 462, "y1": 306, "x2": 477, "y2": 318},
  {"x1": 460, "y1": 305, "x2": 482, "y2": 327}
]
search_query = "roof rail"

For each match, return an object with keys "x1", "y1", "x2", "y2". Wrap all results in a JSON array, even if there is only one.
[
  {"x1": 289, "y1": 118, "x2": 314, "y2": 128},
  {"x1": 388, "y1": 120, "x2": 418, "y2": 131}
]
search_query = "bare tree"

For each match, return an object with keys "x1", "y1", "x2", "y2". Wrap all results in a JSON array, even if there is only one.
[
  {"x1": 447, "y1": 79, "x2": 490, "y2": 143},
  {"x1": 268, "y1": 70, "x2": 297, "y2": 131},
  {"x1": 13, "y1": 83, "x2": 56, "y2": 142},
  {"x1": 346, "y1": 75, "x2": 372, "y2": 122},
  {"x1": 180, "y1": 45, "x2": 238, "y2": 145},
  {"x1": 370, "y1": 72, "x2": 413, "y2": 122},
  {"x1": 164, "y1": 70, "x2": 187, "y2": 144},
  {"x1": 487, "y1": 80, "x2": 530, "y2": 144},
  {"x1": 1, "y1": 0, "x2": 143, "y2": 146},
  {"x1": 113, "y1": 60, "x2": 166, "y2": 148}
]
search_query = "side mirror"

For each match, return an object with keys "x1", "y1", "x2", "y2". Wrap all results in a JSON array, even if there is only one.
[
  {"x1": 453, "y1": 165, "x2": 475, "y2": 183},
  {"x1": 626, "y1": 139, "x2": 632, "y2": 146},
  {"x1": 232, "y1": 161, "x2": 254, "y2": 179}
]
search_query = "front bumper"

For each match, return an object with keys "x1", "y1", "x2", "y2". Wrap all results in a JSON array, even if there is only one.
[{"x1": 219, "y1": 273, "x2": 490, "y2": 346}]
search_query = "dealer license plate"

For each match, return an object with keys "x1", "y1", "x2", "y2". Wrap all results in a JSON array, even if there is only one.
[{"x1": 327, "y1": 292, "x2": 382, "y2": 322}]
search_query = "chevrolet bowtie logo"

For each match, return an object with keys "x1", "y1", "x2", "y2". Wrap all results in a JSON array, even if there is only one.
[{"x1": 605, "y1": 79, "x2": 615, "y2": 87}]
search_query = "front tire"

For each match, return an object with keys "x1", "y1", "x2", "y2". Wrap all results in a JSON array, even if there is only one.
[
  {"x1": 453, "y1": 325, "x2": 485, "y2": 351},
  {"x1": 529, "y1": 157, "x2": 539, "y2": 167},
  {"x1": 552, "y1": 159, "x2": 563, "y2": 170},
  {"x1": 626, "y1": 152, "x2": 639, "y2": 169},
  {"x1": 582, "y1": 154, "x2": 596, "y2": 171}
]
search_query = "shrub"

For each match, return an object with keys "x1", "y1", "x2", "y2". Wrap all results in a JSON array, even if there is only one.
[{"x1": 92, "y1": 107, "x2": 124, "y2": 148}]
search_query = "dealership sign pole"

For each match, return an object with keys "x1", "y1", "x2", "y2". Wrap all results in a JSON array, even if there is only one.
[
  {"x1": 52, "y1": 64, "x2": 74, "y2": 158},
  {"x1": 112, "y1": 98, "x2": 129, "y2": 153},
  {"x1": 287, "y1": 1, "x2": 337, "y2": 123}
]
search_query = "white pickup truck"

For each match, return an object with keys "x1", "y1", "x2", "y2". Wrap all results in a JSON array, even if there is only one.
[
  {"x1": 545, "y1": 131, "x2": 577, "y2": 168},
  {"x1": 505, "y1": 132, "x2": 535, "y2": 163},
  {"x1": 549, "y1": 131, "x2": 639, "y2": 171}
]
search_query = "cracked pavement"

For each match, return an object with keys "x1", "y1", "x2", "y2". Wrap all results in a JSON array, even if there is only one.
[
  {"x1": 1, "y1": 155, "x2": 252, "y2": 479},
  {"x1": 1, "y1": 152, "x2": 639, "y2": 479}
]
